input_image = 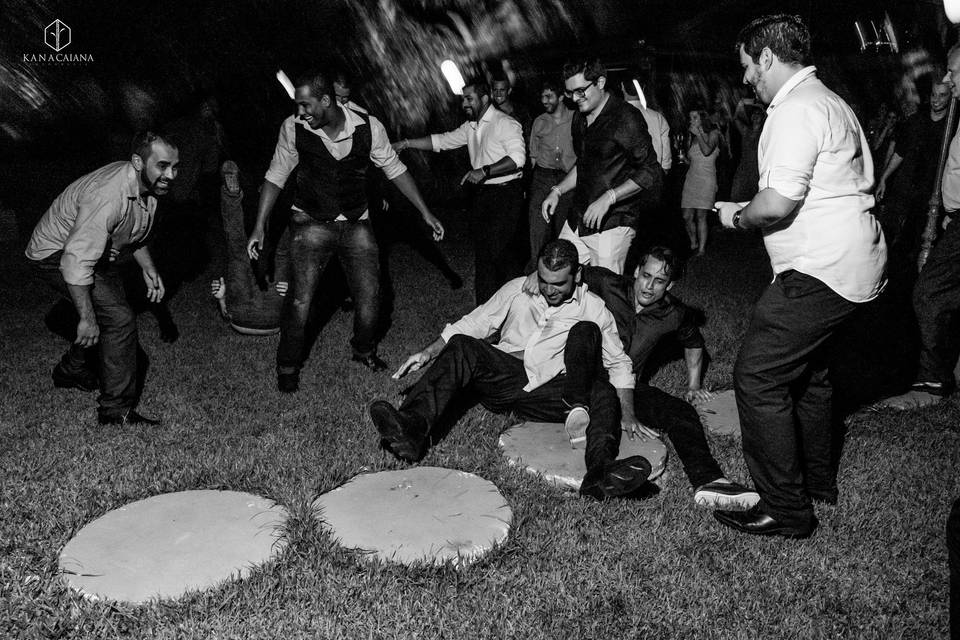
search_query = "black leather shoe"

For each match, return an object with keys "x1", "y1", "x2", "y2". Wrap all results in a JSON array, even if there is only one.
[
  {"x1": 579, "y1": 456, "x2": 651, "y2": 501},
  {"x1": 369, "y1": 400, "x2": 425, "y2": 463},
  {"x1": 52, "y1": 365, "x2": 98, "y2": 392},
  {"x1": 98, "y1": 410, "x2": 161, "y2": 426},
  {"x1": 277, "y1": 371, "x2": 300, "y2": 393},
  {"x1": 713, "y1": 506, "x2": 817, "y2": 539},
  {"x1": 352, "y1": 353, "x2": 388, "y2": 372}
]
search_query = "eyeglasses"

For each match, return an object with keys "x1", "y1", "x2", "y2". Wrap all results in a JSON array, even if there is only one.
[{"x1": 564, "y1": 80, "x2": 596, "y2": 100}]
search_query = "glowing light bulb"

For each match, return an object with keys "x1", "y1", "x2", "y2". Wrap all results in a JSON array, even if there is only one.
[
  {"x1": 441, "y1": 60, "x2": 465, "y2": 95},
  {"x1": 276, "y1": 70, "x2": 295, "y2": 100},
  {"x1": 946, "y1": 0, "x2": 960, "y2": 24}
]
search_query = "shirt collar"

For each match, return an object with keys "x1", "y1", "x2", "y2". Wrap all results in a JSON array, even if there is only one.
[
  {"x1": 633, "y1": 291, "x2": 675, "y2": 316},
  {"x1": 317, "y1": 103, "x2": 365, "y2": 143},
  {"x1": 767, "y1": 66, "x2": 817, "y2": 112},
  {"x1": 124, "y1": 162, "x2": 149, "y2": 202}
]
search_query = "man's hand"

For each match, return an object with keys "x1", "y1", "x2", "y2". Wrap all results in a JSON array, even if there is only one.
[
  {"x1": 460, "y1": 168, "x2": 486, "y2": 186},
  {"x1": 422, "y1": 212, "x2": 445, "y2": 241},
  {"x1": 143, "y1": 269, "x2": 165, "y2": 303},
  {"x1": 582, "y1": 194, "x2": 613, "y2": 230},
  {"x1": 684, "y1": 388, "x2": 715, "y2": 405},
  {"x1": 876, "y1": 179, "x2": 888, "y2": 201},
  {"x1": 541, "y1": 190, "x2": 560, "y2": 222},
  {"x1": 521, "y1": 270, "x2": 539, "y2": 295},
  {"x1": 393, "y1": 350, "x2": 433, "y2": 379},
  {"x1": 715, "y1": 201, "x2": 744, "y2": 228},
  {"x1": 392, "y1": 139, "x2": 409, "y2": 152},
  {"x1": 622, "y1": 413, "x2": 660, "y2": 442},
  {"x1": 247, "y1": 227, "x2": 265, "y2": 260},
  {"x1": 75, "y1": 317, "x2": 100, "y2": 347}
]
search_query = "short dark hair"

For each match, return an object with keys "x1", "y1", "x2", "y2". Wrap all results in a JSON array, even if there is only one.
[
  {"x1": 463, "y1": 78, "x2": 490, "y2": 98},
  {"x1": 490, "y1": 71, "x2": 510, "y2": 86},
  {"x1": 540, "y1": 78, "x2": 562, "y2": 96},
  {"x1": 637, "y1": 246, "x2": 682, "y2": 281},
  {"x1": 331, "y1": 68, "x2": 353, "y2": 89},
  {"x1": 539, "y1": 239, "x2": 580, "y2": 273},
  {"x1": 562, "y1": 59, "x2": 606, "y2": 83},
  {"x1": 736, "y1": 14, "x2": 810, "y2": 66},
  {"x1": 131, "y1": 131, "x2": 177, "y2": 160},
  {"x1": 294, "y1": 70, "x2": 334, "y2": 101}
]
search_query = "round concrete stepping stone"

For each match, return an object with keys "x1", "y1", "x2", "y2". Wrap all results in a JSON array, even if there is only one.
[
  {"x1": 313, "y1": 467, "x2": 511, "y2": 568},
  {"x1": 498, "y1": 421, "x2": 668, "y2": 490},
  {"x1": 696, "y1": 389, "x2": 742, "y2": 437},
  {"x1": 59, "y1": 490, "x2": 287, "y2": 603}
]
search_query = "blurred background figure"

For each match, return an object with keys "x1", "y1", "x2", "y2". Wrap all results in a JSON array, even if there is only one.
[
  {"x1": 729, "y1": 97, "x2": 765, "y2": 202},
  {"x1": 680, "y1": 108, "x2": 719, "y2": 256}
]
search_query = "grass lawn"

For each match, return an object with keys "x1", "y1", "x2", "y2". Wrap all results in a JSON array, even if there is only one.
[{"x1": 1, "y1": 216, "x2": 957, "y2": 639}]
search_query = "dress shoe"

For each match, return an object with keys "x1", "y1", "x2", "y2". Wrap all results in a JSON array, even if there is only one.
[
  {"x1": 563, "y1": 406, "x2": 589, "y2": 449},
  {"x1": 277, "y1": 371, "x2": 300, "y2": 393},
  {"x1": 52, "y1": 364, "x2": 99, "y2": 392},
  {"x1": 369, "y1": 400, "x2": 426, "y2": 463},
  {"x1": 713, "y1": 506, "x2": 817, "y2": 539},
  {"x1": 579, "y1": 455, "x2": 651, "y2": 501},
  {"x1": 98, "y1": 410, "x2": 161, "y2": 426},
  {"x1": 694, "y1": 480, "x2": 760, "y2": 509},
  {"x1": 910, "y1": 380, "x2": 954, "y2": 396},
  {"x1": 352, "y1": 353, "x2": 388, "y2": 372}
]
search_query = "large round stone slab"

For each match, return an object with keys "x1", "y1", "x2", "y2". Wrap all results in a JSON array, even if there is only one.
[
  {"x1": 696, "y1": 390, "x2": 742, "y2": 437},
  {"x1": 313, "y1": 467, "x2": 511, "y2": 568},
  {"x1": 59, "y1": 490, "x2": 287, "y2": 603},
  {"x1": 498, "y1": 421, "x2": 668, "y2": 490}
]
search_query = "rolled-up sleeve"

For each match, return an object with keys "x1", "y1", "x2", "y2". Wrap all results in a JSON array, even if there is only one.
[
  {"x1": 368, "y1": 116, "x2": 408, "y2": 180},
  {"x1": 498, "y1": 116, "x2": 526, "y2": 169},
  {"x1": 618, "y1": 111, "x2": 660, "y2": 191},
  {"x1": 657, "y1": 114, "x2": 673, "y2": 172},
  {"x1": 263, "y1": 117, "x2": 299, "y2": 189},
  {"x1": 760, "y1": 103, "x2": 819, "y2": 201},
  {"x1": 599, "y1": 306, "x2": 635, "y2": 390},
  {"x1": 431, "y1": 122, "x2": 471, "y2": 152},
  {"x1": 60, "y1": 193, "x2": 120, "y2": 286}
]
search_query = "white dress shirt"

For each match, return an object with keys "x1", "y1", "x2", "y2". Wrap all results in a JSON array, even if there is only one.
[
  {"x1": 942, "y1": 128, "x2": 960, "y2": 212},
  {"x1": 430, "y1": 106, "x2": 525, "y2": 185},
  {"x1": 759, "y1": 66, "x2": 886, "y2": 303},
  {"x1": 627, "y1": 99, "x2": 672, "y2": 172},
  {"x1": 264, "y1": 103, "x2": 406, "y2": 220},
  {"x1": 440, "y1": 277, "x2": 634, "y2": 392}
]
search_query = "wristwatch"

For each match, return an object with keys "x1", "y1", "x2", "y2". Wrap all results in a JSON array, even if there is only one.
[{"x1": 732, "y1": 210, "x2": 743, "y2": 229}]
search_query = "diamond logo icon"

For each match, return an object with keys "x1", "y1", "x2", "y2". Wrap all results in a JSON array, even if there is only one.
[{"x1": 44, "y1": 19, "x2": 71, "y2": 52}]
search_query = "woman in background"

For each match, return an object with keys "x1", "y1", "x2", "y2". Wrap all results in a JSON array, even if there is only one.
[{"x1": 680, "y1": 109, "x2": 720, "y2": 256}]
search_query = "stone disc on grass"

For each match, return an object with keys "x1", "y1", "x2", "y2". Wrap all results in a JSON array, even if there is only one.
[
  {"x1": 696, "y1": 390, "x2": 742, "y2": 437},
  {"x1": 59, "y1": 490, "x2": 287, "y2": 603},
  {"x1": 498, "y1": 421, "x2": 668, "y2": 490},
  {"x1": 313, "y1": 467, "x2": 511, "y2": 568}
]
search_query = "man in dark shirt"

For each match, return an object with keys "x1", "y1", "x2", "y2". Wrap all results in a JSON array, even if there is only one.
[
  {"x1": 583, "y1": 246, "x2": 759, "y2": 508},
  {"x1": 876, "y1": 80, "x2": 950, "y2": 260},
  {"x1": 541, "y1": 59, "x2": 663, "y2": 274}
]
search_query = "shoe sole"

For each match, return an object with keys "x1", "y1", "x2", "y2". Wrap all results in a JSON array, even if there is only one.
[
  {"x1": 694, "y1": 489, "x2": 761, "y2": 510},
  {"x1": 369, "y1": 402, "x2": 421, "y2": 463},
  {"x1": 564, "y1": 408, "x2": 589, "y2": 449}
]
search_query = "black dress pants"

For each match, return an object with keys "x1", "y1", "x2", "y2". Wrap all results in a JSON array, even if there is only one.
[
  {"x1": 400, "y1": 322, "x2": 621, "y2": 471},
  {"x1": 734, "y1": 270, "x2": 857, "y2": 528},
  {"x1": 471, "y1": 181, "x2": 524, "y2": 305}
]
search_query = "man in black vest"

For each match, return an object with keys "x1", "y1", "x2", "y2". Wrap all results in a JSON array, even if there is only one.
[{"x1": 247, "y1": 70, "x2": 444, "y2": 393}]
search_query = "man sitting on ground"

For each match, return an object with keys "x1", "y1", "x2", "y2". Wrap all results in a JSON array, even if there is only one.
[
  {"x1": 369, "y1": 239, "x2": 651, "y2": 500},
  {"x1": 582, "y1": 246, "x2": 759, "y2": 508}
]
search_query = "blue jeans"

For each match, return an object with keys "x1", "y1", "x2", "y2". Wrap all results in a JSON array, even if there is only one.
[{"x1": 277, "y1": 212, "x2": 380, "y2": 371}]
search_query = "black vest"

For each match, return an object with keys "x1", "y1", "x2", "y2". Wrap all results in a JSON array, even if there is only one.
[{"x1": 293, "y1": 110, "x2": 371, "y2": 221}]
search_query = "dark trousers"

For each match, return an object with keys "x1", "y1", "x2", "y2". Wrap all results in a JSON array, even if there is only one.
[
  {"x1": 471, "y1": 181, "x2": 524, "y2": 305},
  {"x1": 401, "y1": 322, "x2": 622, "y2": 470},
  {"x1": 220, "y1": 187, "x2": 288, "y2": 331},
  {"x1": 914, "y1": 217, "x2": 960, "y2": 388},
  {"x1": 950, "y1": 497, "x2": 960, "y2": 640},
  {"x1": 277, "y1": 212, "x2": 379, "y2": 371},
  {"x1": 633, "y1": 383, "x2": 724, "y2": 488},
  {"x1": 734, "y1": 270, "x2": 857, "y2": 528},
  {"x1": 526, "y1": 167, "x2": 570, "y2": 273},
  {"x1": 36, "y1": 254, "x2": 141, "y2": 418}
]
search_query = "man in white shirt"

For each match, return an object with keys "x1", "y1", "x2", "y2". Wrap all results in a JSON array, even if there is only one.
[
  {"x1": 369, "y1": 240, "x2": 652, "y2": 500},
  {"x1": 246, "y1": 70, "x2": 444, "y2": 392},
  {"x1": 622, "y1": 81, "x2": 672, "y2": 174},
  {"x1": 394, "y1": 79, "x2": 526, "y2": 304},
  {"x1": 714, "y1": 14, "x2": 886, "y2": 538}
]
